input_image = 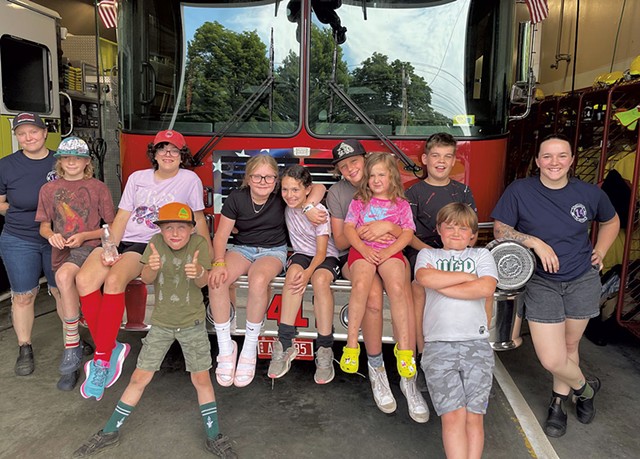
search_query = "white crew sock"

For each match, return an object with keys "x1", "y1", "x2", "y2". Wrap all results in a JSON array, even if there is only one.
[
  {"x1": 214, "y1": 319, "x2": 233, "y2": 356},
  {"x1": 241, "y1": 320, "x2": 262, "y2": 359}
]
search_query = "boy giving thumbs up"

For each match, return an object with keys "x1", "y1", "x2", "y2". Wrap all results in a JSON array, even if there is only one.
[{"x1": 73, "y1": 202, "x2": 237, "y2": 458}]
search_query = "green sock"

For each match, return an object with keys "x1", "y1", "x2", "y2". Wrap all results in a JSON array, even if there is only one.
[
  {"x1": 575, "y1": 382, "x2": 594, "y2": 400},
  {"x1": 104, "y1": 401, "x2": 135, "y2": 433},
  {"x1": 200, "y1": 402, "x2": 220, "y2": 439}
]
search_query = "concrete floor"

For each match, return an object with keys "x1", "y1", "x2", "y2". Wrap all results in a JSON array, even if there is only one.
[{"x1": 0, "y1": 291, "x2": 639, "y2": 459}]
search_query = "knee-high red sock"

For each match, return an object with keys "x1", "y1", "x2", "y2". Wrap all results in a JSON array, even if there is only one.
[
  {"x1": 93, "y1": 292, "x2": 126, "y2": 362},
  {"x1": 80, "y1": 289, "x2": 102, "y2": 341}
]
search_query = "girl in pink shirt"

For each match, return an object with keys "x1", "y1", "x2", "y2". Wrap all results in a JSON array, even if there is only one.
[{"x1": 341, "y1": 153, "x2": 417, "y2": 378}]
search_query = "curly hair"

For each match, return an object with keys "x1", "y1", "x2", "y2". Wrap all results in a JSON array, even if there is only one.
[
  {"x1": 146, "y1": 142, "x2": 193, "y2": 170},
  {"x1": 355, "y1": 152, "x2": 406, "y2": 204},
  {"x1": 281, "y1": 164, "x2": 312, "y2": 188}
]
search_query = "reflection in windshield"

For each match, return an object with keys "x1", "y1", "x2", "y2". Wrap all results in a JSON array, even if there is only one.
[
  {"x1": 309, "y1": 0, "x2": 493, "y2": 137},
  {"x1": 122, "y1": 0, "x2": 509, "y2": 137},
  {"x1": 178, "y1": 3, "x2": 300, "y2": 135}
]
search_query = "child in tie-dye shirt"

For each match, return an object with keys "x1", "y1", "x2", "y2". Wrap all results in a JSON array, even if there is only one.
[{"x1": 340, "y1": 153, "x2": 417, "y2": 380}]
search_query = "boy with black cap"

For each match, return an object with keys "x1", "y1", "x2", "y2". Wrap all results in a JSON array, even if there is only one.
[{"x1": 74, "y1": 202, "x2": 236, "y2": 458}]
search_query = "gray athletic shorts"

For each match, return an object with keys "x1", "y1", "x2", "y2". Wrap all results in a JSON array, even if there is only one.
[
  {"x1": 422, "y1": 340, "x2": 494, "y2": 416},
  {"x1": 522, "y1": 266, "x2": 600, "y2": 324},
  {"x1": 137, "y1": 321, "x2": 212, "y2": 373}
]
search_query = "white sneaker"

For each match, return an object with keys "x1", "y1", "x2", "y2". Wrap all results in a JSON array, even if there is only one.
[
  {"x1": 368, "y1": 363, "x2": 397, "y2": 414},
  {"x1": 400, "y1": 376, "x2": 430, "y2": 423}
]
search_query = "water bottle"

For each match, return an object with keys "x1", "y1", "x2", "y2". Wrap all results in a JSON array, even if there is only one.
[{"x1": 101, "y1": 224, "x2": 119, "y2": 263}]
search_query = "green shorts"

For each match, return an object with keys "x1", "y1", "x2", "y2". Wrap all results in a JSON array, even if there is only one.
[{"x1": 137, "y1": 321, "x2": 212, "y2": 373}]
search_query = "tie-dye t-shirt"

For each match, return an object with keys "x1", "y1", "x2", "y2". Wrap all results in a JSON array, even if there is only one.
[{"x1": 345, "y1": 196, "x2": 415, "y2": 251}]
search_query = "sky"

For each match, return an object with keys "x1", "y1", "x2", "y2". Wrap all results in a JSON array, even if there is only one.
[{"x1": 182, "y1": 0, "x2": 472, "y2": 117}]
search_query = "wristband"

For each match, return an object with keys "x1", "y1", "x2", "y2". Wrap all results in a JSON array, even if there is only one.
[
  {"x1": 195, "y1": 267, "x2": 206, "y2": 279},
  {"x1": 211, "y1": 261, "x2": 226, "y2": 267},
  {"x1": 302, "y1": 204, "x2": 314, "y2": 214}
]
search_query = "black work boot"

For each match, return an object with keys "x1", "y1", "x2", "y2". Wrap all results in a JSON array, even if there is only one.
[
  {"x1": 15, "y1": 344, "x2": 35, "y2": 376},
  {"x1": 544, "y1": 396, "x2": 567, "y2": 437},
  {"x1": 576, "y1": 377, "x2": 601, "y2": 424}
]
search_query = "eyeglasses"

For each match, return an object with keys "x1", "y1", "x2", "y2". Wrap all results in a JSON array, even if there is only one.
[
  {"x1": 249, "y1": 174, "x2": 277, "y2": 184},
  {"x1": 156, "y1": 147, "x2": 181, "y2": 157}
]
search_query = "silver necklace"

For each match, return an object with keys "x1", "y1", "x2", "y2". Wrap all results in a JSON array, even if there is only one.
[{"x1": 251, "y1": 197, "x2": 267, "y2": 213}]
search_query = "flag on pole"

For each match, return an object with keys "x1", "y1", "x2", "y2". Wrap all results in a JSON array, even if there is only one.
[
  {"x1": 98, "y1": 0, "x2": 118, "y2": 29},
  {"x1": 524, "y1": 0, "x2": 549, "y2": 24}
]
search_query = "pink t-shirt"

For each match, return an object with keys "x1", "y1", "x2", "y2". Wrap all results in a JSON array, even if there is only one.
[
  {"x1": 119, "y1": 169, "x2": 204, "y2": 243},
  {"x1": 345, "y1": 196, "x2": 415, "y2": 251}
]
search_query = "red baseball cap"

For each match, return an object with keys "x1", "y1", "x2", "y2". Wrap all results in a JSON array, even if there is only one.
[{"x1": 153, "y1": 130, "x2": 186, "y2": 149}]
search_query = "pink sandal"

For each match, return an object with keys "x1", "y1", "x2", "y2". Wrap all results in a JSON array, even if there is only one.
[
  {"x1": 233, "y1": 353, "x2": 257, "y2": 388},
  {"x1": 215, "y1": 341, "x2": 237, "y2": 387}
]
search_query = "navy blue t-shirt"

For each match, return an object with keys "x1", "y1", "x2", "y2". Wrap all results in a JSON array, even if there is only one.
[
  {"x1": 0, "y1": 150, "x2": 57, "y2": 242},
  {"x1": 491, "y1": 176, "x2": 616, "y2": 281}
]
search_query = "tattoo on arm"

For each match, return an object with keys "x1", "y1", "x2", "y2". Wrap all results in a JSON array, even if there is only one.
[{"x1": 494, "y1": 222, "x2": 531, "y2": 243}]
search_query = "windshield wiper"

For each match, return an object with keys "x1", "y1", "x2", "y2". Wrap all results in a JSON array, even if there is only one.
[
  {"x1": 327, "y1": 40, "x2": 423, "y2": 176},
  {"x1": 192, "y1": 29, "x2": 276, "y2": 166}
]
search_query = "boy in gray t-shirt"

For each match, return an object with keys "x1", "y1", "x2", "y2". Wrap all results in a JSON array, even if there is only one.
[{"x1": 415, "y1": 202, "x2": 498, "y2": 459}]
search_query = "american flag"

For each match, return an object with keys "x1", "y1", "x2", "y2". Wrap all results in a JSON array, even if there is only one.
[
  {"x1": 98, "y1": 0, "x2": 118, "y2": 29},
  {"x1": 524, "y1": 0, "x2": 549, "y2": 24}
]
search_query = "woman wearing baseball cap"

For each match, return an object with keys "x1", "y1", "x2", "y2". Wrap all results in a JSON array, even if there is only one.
[
  {"x1": 0, "y1": 112, "x2": 62, "y2": 377},
  {"x1": 74, "y1": 129, "x2": 211, "y2": 401}
]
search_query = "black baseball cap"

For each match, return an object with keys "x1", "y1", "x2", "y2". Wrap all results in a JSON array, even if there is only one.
[
  {"x1": 331, "y1": 139, "x2": 366, "y2": 165},
  {"x1": 12, "y1": 112, "x2": 46, "y2": 130}
]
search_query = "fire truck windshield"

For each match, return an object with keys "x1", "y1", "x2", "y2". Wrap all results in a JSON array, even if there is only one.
[{"x1": 118, "y1": 0, "x2": 512, "y2": 139}]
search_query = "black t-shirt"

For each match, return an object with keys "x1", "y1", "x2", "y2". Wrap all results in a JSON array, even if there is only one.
[{"x1": 221, "y1": 188, "x2": 287, "y2": 247}]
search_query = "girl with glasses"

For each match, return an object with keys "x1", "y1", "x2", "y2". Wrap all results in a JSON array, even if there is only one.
[
  {"x1": 74, "y1": 130, "x2": 211, "y2": 401},
  {"x1": 208, "y1": 154, "x2": 326, "y2": 387}
]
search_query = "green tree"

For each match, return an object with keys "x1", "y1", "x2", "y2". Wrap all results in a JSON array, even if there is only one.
[
  {"x1": 184, "y1": 21, "x2": 269, "y2": 123},
  {"x1": 351, "y1": 52, "x2": 448, "y2": 133}
]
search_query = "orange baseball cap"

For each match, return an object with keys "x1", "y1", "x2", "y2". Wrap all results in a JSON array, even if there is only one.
[{"x1": 154, "y1": 202, "x2": 195, "y2": 225}]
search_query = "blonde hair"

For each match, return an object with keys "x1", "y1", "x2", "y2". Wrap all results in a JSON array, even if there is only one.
[
  {"x1": 55, "y1": 158, "x2": 94, "y2": 180},
  {"x1": 355, "y1": 152, "x2": 405, "y2": 203},
  {"x1": 436, "y1": 202, "x2": 478, "y2": 233},
  {"x1": 241, "y1": 154, "x2": 279, "y2": 188}
]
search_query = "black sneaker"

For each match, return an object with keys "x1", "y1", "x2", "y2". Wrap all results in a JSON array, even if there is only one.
[
  {"x1": 543, "y1": 397, "x2": 567, "y2": 437},
  {"x1": 15, "y1": 344, "x2": 34, "y2": 376},
  {"x1": 73, "y1": 430, "x2": 120, "y2": 457},
  {"x1": 82, "y1": 339, "x2": 95, "y2": 356},
  {"x1": 205, "y1": 433, "x2": 238, "y2": 458},
  {"x1": 576, "y1": 377, "x2": 601, "y2": 424},
  {"x1": 57, "y1": 370, "x2": 79, "y2": 391}
]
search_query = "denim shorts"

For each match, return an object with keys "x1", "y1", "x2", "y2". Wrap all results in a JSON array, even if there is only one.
[
  {"x1": 228, "y1": 244, "x2": 287, "y2": 270},
  {"x1": 522, "y1": 266, "x2": 601, "y2": 323},
  {"x1": 137, "y1": 321, "x2": 212, "y2": 373},
  {"x1": 422, "y1": 339, "x2": 494, "y2": 416},
  {"x1": 0, "y1": 231, "x2": 56, "y2": 292}
]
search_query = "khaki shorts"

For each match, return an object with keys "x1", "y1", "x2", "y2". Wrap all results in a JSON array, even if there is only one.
[{"x1": 137, "y1": 321, "x2": 212, "y2": 373}]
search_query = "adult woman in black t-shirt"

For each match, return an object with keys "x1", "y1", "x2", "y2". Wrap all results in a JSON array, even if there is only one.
[{"x1": 208, "y1": 154, "x2": 325, "y2": 387}]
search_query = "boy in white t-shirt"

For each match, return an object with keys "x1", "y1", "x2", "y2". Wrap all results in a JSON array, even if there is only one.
[{"x1": 414, "y1": 202, "x2": 498, "y2": 459}]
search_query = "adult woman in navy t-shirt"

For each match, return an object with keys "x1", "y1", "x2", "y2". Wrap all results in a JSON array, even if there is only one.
[
  {"x1": 0, "y1": 112, "x2": 61, "y2": 376},
  {"x1": 492, "y1": 134, "x2": 619, "y2": 438}
]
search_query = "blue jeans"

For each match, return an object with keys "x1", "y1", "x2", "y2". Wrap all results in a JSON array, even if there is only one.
[
  {"x1": 228, "y1": 244, "x2": 287, "y2": 271},
  {"x1": 0, "y1": 231, "x2": 56, "y2": 293}
]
